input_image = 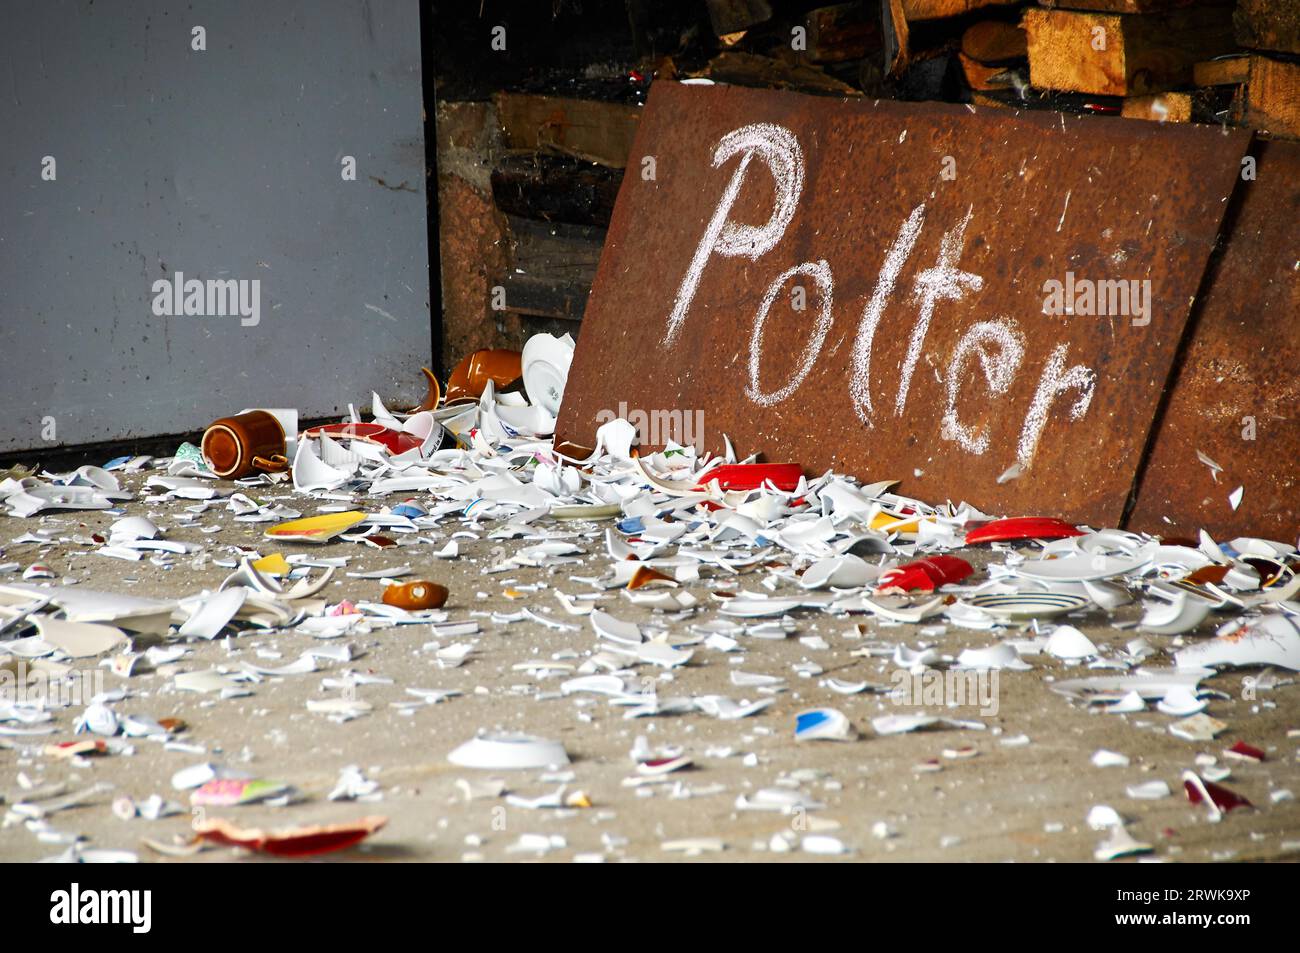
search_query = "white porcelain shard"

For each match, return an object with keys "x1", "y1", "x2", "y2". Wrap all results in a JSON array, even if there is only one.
[
  {"x1": 1016, "y1": 550, "x2": 1151, "y2": 582},
  {"x1": 795, "y1": 708, "x2": 856, "y2": 742},
  {"x1": 32, "y1": 617, "x2": 127, "y2": 658},
  {"x1": 1095, "y1": 826, "x2": 1153, "y2": 861},
  {"x1": 1174, "y1": 615, "x2": 1300, "y2": 671},
  {"x1": 799, "y1": 555, "x2": 877, "y2": 590},
  {"x1": 1045, "y1": 625, "x2": 1098, "y2": 660},
  {"x1": 448, "y1": 732, "x2": 570, "y2": 770},
  {"x1": 1139, "y1": 592, "x2": 1212, "y2": 635},
  {"x1": 178, "y1": 587, "x2": 248, "y2": 640},
  {"x1": 589, "y1": 610, "x2": 642, "y2": 645},
  {"x1": 292, "y1": 439, "x2": 351, "y2": 493},
  {"x1": 956, "y1": 643, "x2": 1031, "y2": 671}
]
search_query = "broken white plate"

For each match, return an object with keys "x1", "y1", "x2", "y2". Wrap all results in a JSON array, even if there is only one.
[
  {"x1": 8, "y1": 485, "x2": 121, "y2": 517},
  {"x1": 590, "y1": 610, "x2": 642, "y2": 645},
  {"x1": 292, "y1": 439, "x2": 351, "y2": 493},
  {"x1": 1051, "y1": 670, "x2": 1206, "y2": 702},
  {"x1": 1044, "y1": 625, "x2": 1098, "y2": 660},
  {"x1": 521, "y1": 331, "x2": 575, "y2": 417},
  {"x1": 173, "y1": 669, "x2": 245, "y2": 695},
  {"x1": 1155, "y1": 686, "x2": 1208, "y2": 716},
  {"x1": 799, "y1": 555, "x2": 877, "y2": 590},
  {"x1": 1094, "y1": 825, "x2": 1152, "y2": 861},
  {"x1": 1016, "y1": 550, "x2": 1151, "y2": 582},
  {"x1": 1082, "y1": 579, "x2": 1133, "y2": 610},
  {"x1": 636, "y1": 641, "x2": 694, "y2": 668},
  {"x1": 448, "y1": 732, "x2": 570, "y2": 770},
  {"x1": 1126, "y1": 780, "x2": 1171, "y2": 800},
  {"x1": 32, "y1": 617, "x2": 128, "y2": 658},
  {"x1": 1174, "y1": 615, "x2": 1300, "y2": 671},
  {"x1": 1140, "y1": 592, "x2": 1212, "y2": 635},
  {"x1": 967, "y1": 592, "x2": 1088, "y2": 620},
  {"x1": 1091, "y1": 749, "x2": 1130, "y2": 768},
  {"x1": 857, "y1": 594, "x2": 946, "y2": 623},
  {"x1": 871, "y1": 714, "x2": 984, "y2": 735},
  {"x1": 720, "y1": 597, "x2": 804, "y2": 618},
  {"x1": 109, "y1": 516, "x2": 160, "y2": 542},
  {"x1": 956, "y1": 643, "x2": 1031, "y2": 671},
  {"x1": 178, "y1": 588, "x2": 248, "y2": 640}
]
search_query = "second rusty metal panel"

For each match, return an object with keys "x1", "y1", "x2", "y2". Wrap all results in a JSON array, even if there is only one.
[
  {"x1": 1126, "y1": 138, "x2": 1300, "y2": 540},
  {"x1": 556, "y1": 82, "x2": 1251, "y2": 527}
]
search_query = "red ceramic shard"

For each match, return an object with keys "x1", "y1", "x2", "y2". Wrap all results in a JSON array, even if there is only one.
[
  {"x1": 1225, "y1": 740, "x2": 1265, "y2": 763},
  {"x1": 301, "y1": 422, "x2": 423, "y2": 456},
  {"x1": 193, "y1": 815, "x2": 387, "y2": 857},
  {"x1": 1184, "y1": 776, "x2": 1252, "y2": 814},
  {"x1": 964, "y1": 517, "x2": 1084, "y2": 545},
  {"x1": 695, "y1": 464, "x2": 803, "y2": 492},
  {"x1": 877, "y1": 555, "x2": 974, "y2": 592}
]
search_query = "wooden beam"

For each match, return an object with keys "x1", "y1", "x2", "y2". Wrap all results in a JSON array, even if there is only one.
[
  {"x1": 1024, "y1": 6, "x2": 1236, "y2": 97},
  {"x1": 901, "y1": 0, "x2": 1018, "y2": 22},
  {"x1": 1192, "y1": 55, "x2": 1250, "y2": 87},
  {"x1": 494, "y1": 94, "x2": 640, "y2": 170},
  {"x1": 1121, "y1": 91, "x2": 1193, "y2": 122},
  {"x1": 1034, "y1": 0, "x2": 1199, "y2": 12},
  {"x1": 1246, "y1": 55, "x2": 1300, "y2": 139},
  {"x1": 693, "y1": 51, "x2": 863, "y2": 96}
]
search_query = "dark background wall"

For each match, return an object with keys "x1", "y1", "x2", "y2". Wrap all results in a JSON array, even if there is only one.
[{"x1": 0, "y1": 0, "x2": 430, "y2": 454}]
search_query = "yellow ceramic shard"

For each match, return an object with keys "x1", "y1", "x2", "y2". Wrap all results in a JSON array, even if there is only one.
[
  {"x1": 870, "y1": 511, "x2": 926, "y2": 535},
  {"x1": 265, "y1": 511, "x2": 367, "y2": 543},
  {"x1": 251, "y1": 552, "x2": 291, "y2": 576}
]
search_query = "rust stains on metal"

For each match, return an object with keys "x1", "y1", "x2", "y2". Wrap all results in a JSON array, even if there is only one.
[
  {"x1": 1126, "y1": 138, "x2": 1300, "y2": 539},
  {"x1": 556, "y1": 82, "x2": 1252, "y2": 527}
]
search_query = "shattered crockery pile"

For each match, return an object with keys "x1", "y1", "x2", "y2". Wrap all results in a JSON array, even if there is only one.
[{"x1": 1, "y1": 334, "x2": 1298, "y2": 862}]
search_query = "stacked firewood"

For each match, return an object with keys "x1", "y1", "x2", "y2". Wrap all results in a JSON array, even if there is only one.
[{"x1": 688, "y1": 0, "x2": 1297, "y2": 135}]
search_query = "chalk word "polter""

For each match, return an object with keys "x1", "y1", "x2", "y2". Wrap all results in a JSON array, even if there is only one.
[{"x1": 665, "y1": 123, "x2": 1098, "y2": 469}]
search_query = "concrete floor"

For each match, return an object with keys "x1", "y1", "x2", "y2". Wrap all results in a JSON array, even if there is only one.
[{"x1": 2, "y1": 469, "x2": 1298, "y2": 863}]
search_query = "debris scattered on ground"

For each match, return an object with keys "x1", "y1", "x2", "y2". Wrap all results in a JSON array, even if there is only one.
[{"x1": 1, "y1": 337, "x2": 1297, "y2": 862}]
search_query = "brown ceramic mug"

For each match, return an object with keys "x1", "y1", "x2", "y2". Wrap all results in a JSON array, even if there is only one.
[
  {"x1": 201, "y1": 411, "x2": 288, "y2": 479},
  {"x1": 444, "y1": 349, "x2": 523, "y2": 405}
]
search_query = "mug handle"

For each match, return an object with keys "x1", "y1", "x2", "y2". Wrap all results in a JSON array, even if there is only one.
[{"x1": 251, "y1": 454, "x2": 289, "y2": 473}]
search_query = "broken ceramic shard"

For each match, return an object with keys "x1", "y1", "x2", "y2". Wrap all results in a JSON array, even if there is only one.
[
  {"x1": 877, "y1": 555, "x2": 973, "y2": 592},
  {"x1": 1182, "y1": 770, "x2": 1252, "y2": 820},
  {"x1": 266, "y1": 511, "x2": 367, "y2": 543},
  {"x1": 965, "y1": 517, "x2": 1083, "y2": 544},
  {"x1": 193, "y1": 815, "x2": 386, "y2": 856},
  {"x1": 1174, "y1": 615, "x2": 1300, "y2": 671},
  {"x1": 794, "y1": 708, "x2": 856, "y2": 742},
  {"x1": 967, "y1": 592, "x2": 1088, "y2": 620},
  {"x1": 448, "y1": 732, "x2": 570, "y2": 770}
]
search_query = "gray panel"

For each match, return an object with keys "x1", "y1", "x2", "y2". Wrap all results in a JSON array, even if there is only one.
[{"x1": 0, "y1": 0, "x2": 430, "y2": 453}]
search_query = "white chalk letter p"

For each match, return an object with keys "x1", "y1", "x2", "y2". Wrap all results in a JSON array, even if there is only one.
[{"x1": 663, "y1": 123, "x2": 804, "y2": 347}]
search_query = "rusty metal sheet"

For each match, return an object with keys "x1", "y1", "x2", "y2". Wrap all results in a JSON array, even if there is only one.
[
  {"x1": 555, "y1": 82, "x2": 1252, "y2": 526},
  {"x1": 1126, "y1": 138, "x2": 1300, "y2": 540}
]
